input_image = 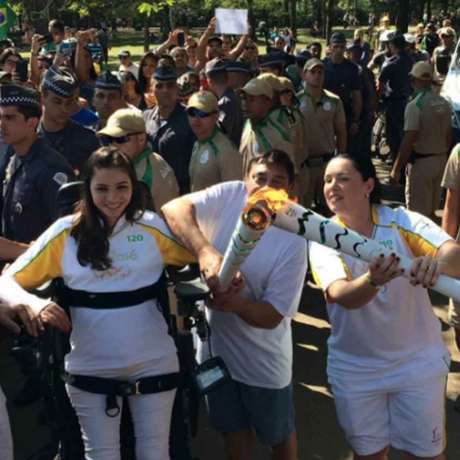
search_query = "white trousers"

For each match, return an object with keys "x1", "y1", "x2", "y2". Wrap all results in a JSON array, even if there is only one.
[
  {"x1": 0, "y1": 386, "x2": 13, "y2": 460},
  {"x1": 67, "y1": 384, "x2": 176, "y2": 460}
]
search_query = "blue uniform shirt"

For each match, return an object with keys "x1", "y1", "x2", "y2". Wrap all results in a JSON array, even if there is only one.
[{"x1": 0, "y1": 136, "x2": 74, "y2": 243}]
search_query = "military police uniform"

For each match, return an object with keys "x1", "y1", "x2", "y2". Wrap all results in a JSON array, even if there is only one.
[
  {"x1": 239, "y1": 78, "x2": 294, "y2": 174},
  {"x1": 298, "y1": 85, "x2": 346, "y2": 208},
  {"x1": 404, "y1": 88, "x2": 452, "y2": 217},
  {"x1": 39, "y1": 66, "x2": 99, "y2": 174},
  {"x1": 441, "y1": 144, "x2": 460, "y2": 329},
  {"x1": 133, "y1": 148, "x2": 179, "y2": 210},
  {"x1": 97, "y1": 108, "x2": 179, "y2": 211},
  {"x1": 189, "y1": 127, "x2": 242, "y2": 192},
  {"x1": 143, "y1": 67, "x2": 196, "y2": 194},
  {"x1": 0, "y1": 85, "x2": 73, "y2": 243}
]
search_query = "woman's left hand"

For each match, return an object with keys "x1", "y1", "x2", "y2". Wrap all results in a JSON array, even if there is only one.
[{"x1": 409, "y1": 256, "x2": 442, "y2": 288}]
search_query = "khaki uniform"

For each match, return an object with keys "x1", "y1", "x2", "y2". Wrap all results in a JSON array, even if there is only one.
[
  {"x1": 404, "y1": 89, "x2": 452, "y2": 217},
  {"x1": 297, "y1": 88, "x2": 346, "y2": 208},
  {"x1": 189, "y1": 127, "x2": 242, "y2": 192},
  {"x1": 239, "y1": 115, "x2": 294, "y2": 175},
  {"x1": 441, "y1": 143, "x2": 460, "y2": 327},
  {"x1": 133, "y1": 147, "x2": 179, "y2": 211}
]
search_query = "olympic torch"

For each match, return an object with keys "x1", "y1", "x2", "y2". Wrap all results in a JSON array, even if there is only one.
[
  {"x1": 245, "y1": 187, "x2": 460, "y2": 302},
  {"x1": 217, "y1": 200, "x2": 272, "y2": 289}
]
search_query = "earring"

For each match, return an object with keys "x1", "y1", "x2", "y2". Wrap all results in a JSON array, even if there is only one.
[{"x1": 365, "y1": 192, "x2": 370, "y2": 199}]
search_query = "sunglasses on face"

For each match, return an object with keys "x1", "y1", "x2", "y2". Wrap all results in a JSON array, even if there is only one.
[
  {"x1": 186, "y1": 107, "x2": 216, "y2": 118},
  {"x1": 100, "y1": 133, "x2": 142, "y2": 146}
]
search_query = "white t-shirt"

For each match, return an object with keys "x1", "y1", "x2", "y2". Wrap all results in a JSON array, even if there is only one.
[
  {"x1": 118, "y1": 63, "x2": 139, "y2": 80},
  {"x1": 190, "y1": 181, "x2": 308, "y2": 389},
  {"x1": 309, "y1": 205, "x2": 452, "y2": 390}
]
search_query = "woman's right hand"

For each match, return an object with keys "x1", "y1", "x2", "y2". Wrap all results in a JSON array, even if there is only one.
[
  {"x1": 367, "y1": 253, "x2": 404, "y2": 287},
  {"x1": 39, "y1": 302, "x2": 72, "y2": 333}
]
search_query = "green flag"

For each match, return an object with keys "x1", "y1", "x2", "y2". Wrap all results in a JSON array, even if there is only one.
[{"x1": 0, "y1": 0, "x2": 17, "y2": 40}]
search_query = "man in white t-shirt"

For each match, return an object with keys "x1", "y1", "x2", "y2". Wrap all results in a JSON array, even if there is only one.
[
  {"x1": 118, "y1": 50, "x2": 139, "y2": 79},
  {"x1": 162, "y1": 150, "x2": 308, "y2": 460}
]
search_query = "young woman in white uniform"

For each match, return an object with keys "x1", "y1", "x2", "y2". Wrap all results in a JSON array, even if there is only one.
[
  {"x1": 309, "y1": 154, "x2": 460, "y2": 460},
  {"x1": 0, "y1": 147, "x2": 194, "y2": 460}
]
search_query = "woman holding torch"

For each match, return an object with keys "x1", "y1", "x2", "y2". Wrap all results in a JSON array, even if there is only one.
[{"x1": 309, "y1": 154, "x2": 460, "y2": 460}]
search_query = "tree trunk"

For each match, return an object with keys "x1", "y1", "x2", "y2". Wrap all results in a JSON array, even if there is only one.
[
  {"x1": 427, "y1": 0, "x2": 432, "y2": 21},
  {"x1": 396, "y1": 0, "x2": 409, "y2": 32},
  {"x1": 419, "y1": 0, "x2": 425, "y2": 22},
  {"x1": 325, "y1": 0, "x2": 334, "y2": 42},
  {"x1": 289, "y1": 0, "x2": 297, "y2": 37}
]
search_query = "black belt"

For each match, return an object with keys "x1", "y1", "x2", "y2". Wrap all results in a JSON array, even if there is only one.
[
  {"x1": 57, "y1": 281, "x2": 162, "y2": 309},
  {"x1": 301, "y1": 153, "x2": 335, "y2": 168},
  {"x1": 409, "y1": 152, "x2": 441, "y2": 164},
  {"x1": 63, "y1": 372, "x2": 179, "y2": 416}
]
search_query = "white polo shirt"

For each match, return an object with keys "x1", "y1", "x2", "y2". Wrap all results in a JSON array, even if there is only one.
[{"x1": 309, "y1": 205, "x2": 452, "y2": 390}]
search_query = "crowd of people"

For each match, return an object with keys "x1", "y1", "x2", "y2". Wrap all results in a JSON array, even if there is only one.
[{"x1": 0, "y1": 13, "x2": 459, "y2": 460}]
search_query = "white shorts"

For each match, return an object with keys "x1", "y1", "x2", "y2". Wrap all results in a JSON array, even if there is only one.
[{"x1": 331, "y1": 375, "x2": 447, "y2": 457}]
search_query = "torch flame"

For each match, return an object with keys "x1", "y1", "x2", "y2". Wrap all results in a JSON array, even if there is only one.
[{"x1": 245, "y1": 187, "x2": 291, "y2": 214}]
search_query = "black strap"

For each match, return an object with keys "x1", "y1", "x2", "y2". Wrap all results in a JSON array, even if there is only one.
[
  {"x1": 58, "y1": 281, "x2": 162, "y2": 309},
  {"x1": 63, "y1": 372, "x2": 179, "y2": 396},
  {"x1": 63, "y1": 372, "x2": 179, "y2": 417}
]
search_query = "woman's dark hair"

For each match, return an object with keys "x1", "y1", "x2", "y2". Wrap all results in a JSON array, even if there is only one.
[
  {"x1": 246, "y1": 149, "x2": 295, "y2": 185},
  {"x1": 0, "y1": 48, "x2": 21, "y2": 66},
  {"x1": 332, "y1": 153, "x2": 382, "y2": 204},
  {"x1": 71, "y1": 146, "x2": 145, "y2": 271},
  {"x1": 138, "y1": 51, "x2": 159, "y2": 93}
]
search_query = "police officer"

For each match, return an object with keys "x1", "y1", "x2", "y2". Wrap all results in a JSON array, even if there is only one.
[
  {"x1": 97, "y1": 108, "x2": 179, "y2": 211},
  {"x1": 390, "y1": 62, "x2": 452, "y2": 218},
  {"x1": 92, "y1": 71, "x2": 138, "y2": 128},
  {"x1": 143, "y1": 66, "x2": 196, "y2": 194},
  {"x1": 433, "y1": 27, "x2": 456, "y2": 79},
  {"x1": 39, "y1": 66, "x2": 99, "y2": 174},
  {"x1": 226, "y1": 61, "x2": 252, "y2": 92},
  {"x1": 378, "y1": 33, "x2": 413, "y2": 164},
  {"x1": 186, "y1": 91, "x2": 242, "y2": 191},
  {"x1": 205, "y1": 58, "x2": 244, "y2": 148},
  {"x1": 323, "y1": 32, "x2": 362, "y2": 154},
  {"x1": 0, "y1": 84, "x2": 73, "y2": 244},
  {"x1": 239, "y1": 78, "x2": 294, "y2": 174},
  {"x1": 298, "y1": 58, "x2": 347, "y2": 209}
]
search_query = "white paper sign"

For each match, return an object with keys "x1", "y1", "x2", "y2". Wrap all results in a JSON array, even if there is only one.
[{"x1": 215, "y1": 8, "x2": 248, "y2": 35}]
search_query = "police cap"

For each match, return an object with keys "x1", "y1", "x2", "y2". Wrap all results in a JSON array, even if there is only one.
[
  {"x1": 42, "y1": 65, "x2": 78, "y2": 97},
  {"x1": 0, "y1": 84, "x2": 41, "y2": 110}
]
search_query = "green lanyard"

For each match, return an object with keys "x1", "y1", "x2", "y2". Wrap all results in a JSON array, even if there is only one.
[{"x1": 134, "y1": 147, "x2": 153, "y2": 190}]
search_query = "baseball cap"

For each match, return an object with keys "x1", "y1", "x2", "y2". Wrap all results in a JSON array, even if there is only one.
[
  {"x1": 257, "y1": 73, "x2": 284, "y2": 92},
  {"x1": 97, "y1": 108, "x2": 146, "y2": 137},
  {"x1": 186, "y1": 91, "x2": 218, "y2": 114},
  {"x1": 277, "y1": 76, "x2": 295, "y2": 93},
  {"x1": 118, "y1": 50, "x2": 131, "y2": 58},
  {"x1": 303, "y1": 58, "x2": 324, "y2": 72},
  {"x1": 409, "y1": 61, "x2": 433, "y2": 81},
  {"x1": 239, "y1": 78, "x2": 273, "y2": 99},
  {"x1": 330, "y1": 32, "x2": 346, "y2": 44}
]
